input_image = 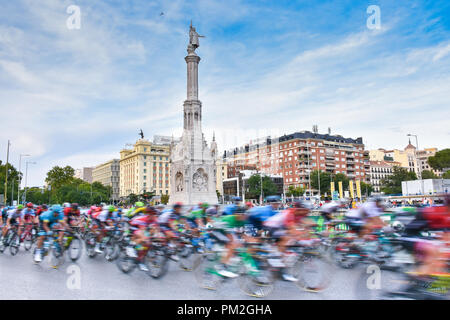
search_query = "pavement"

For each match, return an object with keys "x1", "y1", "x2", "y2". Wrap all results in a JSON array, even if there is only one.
[{"x1": 0, "y1": 243, "x2": 390, "y2": 300}]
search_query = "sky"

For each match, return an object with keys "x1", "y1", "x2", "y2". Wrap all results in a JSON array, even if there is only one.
[{"x1": 0, "y1": 0, "x2": 449, "y2": 187}]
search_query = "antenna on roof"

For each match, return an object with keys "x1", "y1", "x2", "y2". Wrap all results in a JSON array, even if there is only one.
[
  {"x1": 328, "y1": 127, "x2": 331, "y2": 135},
  {"x1": 312, "y1": 125, "x2": 318, "y2": 134}
]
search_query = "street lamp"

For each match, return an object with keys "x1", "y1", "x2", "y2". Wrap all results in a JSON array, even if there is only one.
[
  {"x1": 17, "y1": 154, "x2": 31, "y2": 204},
  {"x1": 24, "y1": 161, "x2": 36, "y2": 203}
]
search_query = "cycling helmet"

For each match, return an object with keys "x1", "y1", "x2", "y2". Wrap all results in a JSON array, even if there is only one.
[
  {"x1": 145, "y1": 206, "x2": 157, "y2": 214},
  {"x1": 232, "y1": 196, "x2": 242, "y2": 203},
  {"x1": 135, "y1": 202, "x2": 145, "y2": 207},
  {"x1": 392, "y1": 221, "x2": 404, "y2": 232},
  {"x1": 266, "y1": 195, "x2": 281, "y2": 203},
  {"x1": 90, "y1": 205, "x2": 97, "y2": 210},
  {"x1": 71, "y1": 203, "x2": 79, "y2": 210},
  {"x1": 41, "y1": 204, "x2": 48, "y2": 210},
  {"x1": 17, "y1": 204, "x2": 24, "y2": 210},
  {"x1": 26, "y1": 202, "x2": 33, "y2": 208},
  {"x1": 173, "y1": 202, "x2": 182, "y2": 210},
  {"x1": 51, "y1": 204, "x2": 62, "y2": 213},
  {"x1": 201, "y1": 203, "x2": 209, "y2": 209},
  {"x1": 108, "y1": 205, "x2": 115, "y2": 213},
  {"x1": 63, "y1": 202, "x2": 71, "y2": 208}
]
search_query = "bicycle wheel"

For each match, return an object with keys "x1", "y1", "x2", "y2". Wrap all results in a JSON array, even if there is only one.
[
  {"x1": 293, "y1": 254, "x2": 332, "y2": 292},
  {"x1": 179, "y1": 246, "x2": 198, "y2": 271},
  {"x1": 23, "y1": 233, "x2": 33, "y2": 251},
  {"x1": 147, "y1": 249, "x2": 169, "y2": 279},
  {"x1": 332, "y1": 242, "x2": 360, "y2": 269},
  {"x1": 67, "y1": 235, "x2": 82, "y2": 262},
  {"x1": 193, "y1": 255, "x2": 223, "y2": 290},
  {"x1": 237, "y1": 268, "x2": 275, "y2": 298},
  {"x1": 50, "y1": 244, "x2": 65, "y2": 269},
  {"x1": 116, "y1": 250, "x2": 137, "y2": 274},
  {"x1": 85, "y1": 233, "x2": 97, "y2": 258},
  {"x1": 105, "y1": 239, "x2": 120, "y2": 262},
  {"x1": 9, "y1": 233, "x2": 20, "y2": 256}
]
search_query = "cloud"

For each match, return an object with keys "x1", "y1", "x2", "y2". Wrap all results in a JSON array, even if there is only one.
[{"x1": 1, "y1": 0, "x2": 449, "y2": 187}]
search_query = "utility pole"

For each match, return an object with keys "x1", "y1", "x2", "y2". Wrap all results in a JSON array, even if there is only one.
[
  {"x1": 4, "y1": 140, "x2": 11, "y2": 205},
  {"x1": 18, "y1": 154, "x2": 30, "y2": 204},
  {"x1": 24, "y1": 161, "x2": 36, "y2": 203}
]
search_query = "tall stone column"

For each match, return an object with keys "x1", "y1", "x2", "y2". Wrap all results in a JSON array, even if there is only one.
[{"x1": 183, "y1": 53, "x2": 202, "y2": 132}]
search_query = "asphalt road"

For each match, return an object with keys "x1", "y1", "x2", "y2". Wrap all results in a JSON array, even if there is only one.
[{"x1": 0, "y1": 243, "x2": 388, "y2": 300}]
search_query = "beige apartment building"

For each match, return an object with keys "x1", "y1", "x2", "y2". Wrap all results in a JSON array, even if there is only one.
[
  {"x1": 370, "y1": 142, "x2": 439, "y2": 179},
  {"x1": 119, "y1": 139, "x2": 171, "y2": 198},
  {"x1": 216, "y1": 158, "x2": 228, "y2": 196},
  {"x1": 416, "y1": 148, "x2": 442, "y2": 177},
  {"x1": 92, "y1": 159, "x2": 120, "y2": 202}
]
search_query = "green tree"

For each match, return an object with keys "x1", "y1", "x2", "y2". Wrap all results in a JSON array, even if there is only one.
[
  {"x1": 333, "y1": 173, "x2": 349, "y2": 190},
  {"x1": 161, "y1": 194, "x2": 169, "y2": 205},
  {"x1": 360, "y1": 182, "x2": 374, "y2": 197},
  {"x1": 421, "y1": 170, "x2": 438, "y2": 179},
  {"x1": 443, "y1": 171, "x2": 450, "y2": 179},
  {"x1": 310, "y1": 170, "x2": 332, "y2": 195},
  {"x1": 45, "y1": 166, "x2": 75, "y2": 190},
  {"x1": 427, "y1": 149, "x2": 450, "y2": 171},
  {"x1": 380, "y1": 166, "x2": 417, "y2": 194},
  {"x1": 286, "y1": 185, "x2": 305, "y2": 197},
  {"x1": 247, "y1": 174, "x2": 278, "y2": 199},
  {"x1": 0, "y1": 161, "x2": 21, "y2": 205}
]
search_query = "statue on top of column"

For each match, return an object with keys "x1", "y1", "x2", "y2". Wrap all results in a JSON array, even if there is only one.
[{"x1": 188, "y1": 21, "x2": 205, "y2": 54}]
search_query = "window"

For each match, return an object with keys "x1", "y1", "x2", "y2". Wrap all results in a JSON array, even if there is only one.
[
  {"x1": 143, "y1": 162, "x2": 146, "y2": 166},
  {"x1": 311, "y1": 142, "x2": 315, "y2": 146},
  {"x1": 144, "y1": 156, "x2": 147, "y2": 160},
  {"x1": 144, "y1": 169, "x2": 146, "y2": 173},
  {"x1": 160, "y1": 156, "x2": 162, "y2": 160},
  {"x1": 144, "y1": 148, "x2": 147, "y2": 152},
  {"x1": 341, "y1": 152, "x2": 345, "y2": 155},
  {"x1": 312, "y1": 156, "x2": 316, "y2": 160},
  {"x1": 143, "y1": 175, "x2": 146, "y2": 180},
  {"x1": 320, "y1": 156, "x2": 324, "y2": 160}
]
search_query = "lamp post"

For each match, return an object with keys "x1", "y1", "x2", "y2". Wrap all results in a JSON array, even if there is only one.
[
  {"x1": 24, "y1": 161, "x2": 36, "y2": 203},
  {"x1": 17, "y1": 154, "x2": 31, "y2": 204}
]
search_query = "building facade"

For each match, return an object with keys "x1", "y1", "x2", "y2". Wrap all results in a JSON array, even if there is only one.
[
  {"x1": 369, "y1": 160, "x2": 401, "y2": 193},
  {"x1": 119, "y1": 139, "x2": 171, "y2": 198},
  {"x1": 223, "y1": 131, "x2": 367, "y2": 195},
  {"x1": 369, "y1": 141, "x2": 419, "y2": 177},
  {"x1": 74, "y1": 167, "x2": 94, "y2": 183},
  {"x1": 416, "y1": 148, "x2": 442, "y2": 177},
  {"x1": 216, "y1": 158, "x2": 228, "y2": 197},
  {"x1": 92, "y1": 159, "x2": 120, "y2": 202}
]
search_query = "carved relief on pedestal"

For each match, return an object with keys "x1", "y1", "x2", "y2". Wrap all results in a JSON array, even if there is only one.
[
  {"x1": 175, "y1": 171, "x2": 184, "y2": 192},
  {"x1": 192, "y1": 168, "x2": 208, "y2": 192}
]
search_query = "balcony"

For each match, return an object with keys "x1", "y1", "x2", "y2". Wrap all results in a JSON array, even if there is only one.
[{"x1": 298, "y1": 150, "x2": 312, "y2": 155}]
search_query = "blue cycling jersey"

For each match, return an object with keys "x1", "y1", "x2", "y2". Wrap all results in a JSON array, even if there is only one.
[
  {"x1": 39, "y1": 211, "x2": 64, "y2": 225},
  {"x1": 248, "y1": 205, "x2": 278, "y2": 222},
  {"x1": 223, "y1": 204, "x2": 237, "y2": 216}
]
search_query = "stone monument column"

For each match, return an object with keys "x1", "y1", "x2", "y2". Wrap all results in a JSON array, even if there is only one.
[{"x1": 169, "y1": 23, "x2": 218, "y2": 206}]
